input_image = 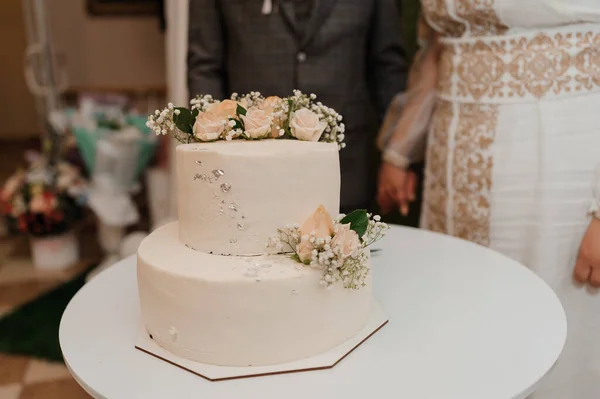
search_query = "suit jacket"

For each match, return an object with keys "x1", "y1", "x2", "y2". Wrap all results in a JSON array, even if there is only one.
[{"x1": 188, "y1": 0, "x2": 408, "y2": 210}]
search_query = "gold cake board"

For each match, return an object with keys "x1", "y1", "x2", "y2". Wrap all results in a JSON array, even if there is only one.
[{"x1": 135, "y1": 301, "x2": 388, "y2": 381}]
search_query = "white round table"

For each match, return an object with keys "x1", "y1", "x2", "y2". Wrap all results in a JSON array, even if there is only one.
[{"x1": 60, "y1": 226, "x2": 566, "y2": 399}]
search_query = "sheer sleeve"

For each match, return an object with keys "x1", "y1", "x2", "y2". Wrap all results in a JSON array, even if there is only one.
[
  {"x1": 549, "y1": 0, "x2": 600, "y2": 23},
  {"x1": 377, "y1": 17, "x2": 440, "y2": 169}
]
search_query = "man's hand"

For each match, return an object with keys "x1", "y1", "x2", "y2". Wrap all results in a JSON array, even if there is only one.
[
  {"x1": 377, "y1": 161, "x2": 417, "y2": 216},
  {"x1": 573, "y1": 218, "x2": 600, "y2": 288}
]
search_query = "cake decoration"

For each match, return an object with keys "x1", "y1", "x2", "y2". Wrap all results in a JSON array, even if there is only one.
[
  {"x1": 193, "y1": 173, "x2": 211, "y2": 182},
  {"x1": 269, "y1": 206, "x2": 388, "y2": 289},
  {"x1": 138, "y1": 104, "x2": 377, "y2": 367},
  {"x1": 146, "y1": 90, "x2": 346, "y2": 149}
]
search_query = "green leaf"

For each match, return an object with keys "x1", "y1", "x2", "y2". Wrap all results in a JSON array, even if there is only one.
[
  {"x1": 340, "y1": 209, "x2": 369, "y2": 241},
  {"x1": 191, "y1": 108, "x2": 199, "y2": 118},
  {"x1": 229, "y1": 117, "x2": 243, "y2": 131},
  {"x1": 236, "y1": 104, "x2": 247, "y2": 117},
  {"x1": 173, "y1": 107, "x2": 195, "y2": 134},
  {"x1": 283, "y1": 99, "x2": 293, "y2": 137}
]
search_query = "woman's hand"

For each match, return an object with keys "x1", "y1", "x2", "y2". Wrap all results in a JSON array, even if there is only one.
[
  {"x1": 573, "y1": 218, "x2": 600, "y2": 287},
  {"x1": 377, "y1": 162, "x2": 417, "y2": 216}
]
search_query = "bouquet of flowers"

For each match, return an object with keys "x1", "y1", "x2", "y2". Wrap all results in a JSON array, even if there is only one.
[
  {"x1": 70, "y1": 101, "x2": 157, "y2": 189},
  {"x1": 269, "y1": 206, "x2": 389, "y2": 290},
  {"x1": 147, "y1": 90, "x2": 347, "y2": 149},
  {"x1": 0, "y1": 160, "x2": 86, "y2": 238}
]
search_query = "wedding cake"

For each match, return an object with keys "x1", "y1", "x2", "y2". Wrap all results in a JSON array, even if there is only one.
[{"x1": 138, "y1": 91, "x2": 388, "y2": 367}]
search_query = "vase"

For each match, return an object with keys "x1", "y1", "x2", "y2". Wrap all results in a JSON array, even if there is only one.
[{"x1": 30, "y1": 231, "x2": 79, "y2": 270}]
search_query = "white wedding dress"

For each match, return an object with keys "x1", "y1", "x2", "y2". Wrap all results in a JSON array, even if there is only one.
[{"x1": 380, "y1": 0, "x2": 600, "y2": 397}]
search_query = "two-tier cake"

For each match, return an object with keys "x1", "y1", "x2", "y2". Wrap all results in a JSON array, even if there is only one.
[{"x1": 138, "y1": 91, "x2": 387, "y2": 367}]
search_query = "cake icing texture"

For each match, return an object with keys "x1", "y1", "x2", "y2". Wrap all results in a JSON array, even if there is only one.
[
  {"x1": 139, "y1": 91, "x2": 388, "y2": 367},
  {"x1": 177, "y1": 140, "x2": 340, "y2": 255},
  {"x1": 138, "y1": 222, "x2": 372, "y2": 366}
]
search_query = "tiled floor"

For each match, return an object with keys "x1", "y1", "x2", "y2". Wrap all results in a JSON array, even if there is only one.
[
  {"x1": 0, "y1": 355, "x2": 89, "y2": 399},
  {"x1": 0, "y1": 140, "x2": 100, "y2": 398},
  {"x1": 0, "y1": 234, "x2": 99, "y2": 399}
]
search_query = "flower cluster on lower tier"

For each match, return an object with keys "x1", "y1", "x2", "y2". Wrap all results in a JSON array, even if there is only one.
[
  {"x1": 146, "y1": 90, "x2": 346, "y2": 149},
  {"x1": 268, "y1": 206, "x2": 389, "y2": 289}
]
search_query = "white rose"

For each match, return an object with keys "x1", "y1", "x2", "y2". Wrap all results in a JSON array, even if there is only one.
[
  {"x1": 290, "y1": 108, "x2": 327, "y2": 142},
  {"x1": 241, "y1": 108, "x2": 273, "y2": 139},
  {"x1": 331, "y1": 223, "x2": 360, "y2": 261},
  {"x1": 193, "y1": 112, "x2": 226, "y2": 141}
]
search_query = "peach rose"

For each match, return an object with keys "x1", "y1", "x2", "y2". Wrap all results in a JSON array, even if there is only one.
[
  {"x1": 296, "y1": 239, "x2": 314, "y2": 264},
  {"x1": 240, "y1": 108, "x2": 273, "y2": 139},
  {"x1": 238, "y1": 97, "x2": 253, "y2": 109},
  {"x1": 270, "y1": 125, "x2": 284, "y2": 139},
  {"x1": 193, "y1": 112, "x2": 226, "y2": 141},
  {"x1": 299, "y1": 205, "x2": 335, "y2": 239},
  {"x1": 331, "y1": 223, "x2": 361, "y2": 260},
  {"x1": 260, "y1": 96, "x2": 282, "y2": 114},
  {"x1": 206, "y1": 99, "x2": 238, "y2": 119},
  {"x1": 290, "y1": 108, "x2": 327, "y2": 142},
  {"x1": 260, "y1": 96, "x2": 285, "y2": 138}
]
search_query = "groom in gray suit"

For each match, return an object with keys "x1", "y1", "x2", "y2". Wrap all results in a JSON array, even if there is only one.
[{"x1": 188, "y1": 0, "x2": 407, "y2": 212}]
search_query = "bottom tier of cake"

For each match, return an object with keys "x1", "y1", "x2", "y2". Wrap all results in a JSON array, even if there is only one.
[{"x1": 137, "y1": 222, "x2": 373, "y2": 367}]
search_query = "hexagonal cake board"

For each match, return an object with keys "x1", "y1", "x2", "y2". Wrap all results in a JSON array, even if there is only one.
[{"x1": 135, "y1": 301, "x2": 388, "y2": 381}]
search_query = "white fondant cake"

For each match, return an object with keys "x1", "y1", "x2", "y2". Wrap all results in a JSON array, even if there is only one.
[
  {"x1": 176, "y1": 141, "x2": 340, "y2": 255},
  {"x1": 138, "y1": 222, "x2": 372, "y2": 366},
  {"x1": 138, "y1": 139, "x2": 375, "y2": 367}
]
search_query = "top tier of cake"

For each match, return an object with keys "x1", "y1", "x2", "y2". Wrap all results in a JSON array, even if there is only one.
[{"x1": 176, "y1": 140, "x2": 340, "y2": 255}]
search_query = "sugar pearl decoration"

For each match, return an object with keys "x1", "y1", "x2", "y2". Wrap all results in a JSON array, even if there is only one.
[
  {"x1": 212, "y1": 169, "x2": 225, "y2": 179},
  {"x1": 220, "y1": 182, "x2": 232, "y2": 192}
]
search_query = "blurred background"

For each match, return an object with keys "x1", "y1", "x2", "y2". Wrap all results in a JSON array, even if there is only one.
[{"x1": 0, "y1": 0, "x2": 419, "y2": 397}]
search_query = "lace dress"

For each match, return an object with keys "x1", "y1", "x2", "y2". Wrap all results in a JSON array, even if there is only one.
[{"x1": 379, "y1": 1, "x2": 600, "y2": 397}]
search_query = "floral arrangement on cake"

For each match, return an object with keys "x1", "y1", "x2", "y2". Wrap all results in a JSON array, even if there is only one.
[
  {"x1": 147, "y1": 90, "x2": 346, "y2": 149},
  {"x1": 0, "y1": 161, "x2": 86, "y2": 237},
  {"x1": 269, "y1": 206, "x2": 389, "y2": 289}
]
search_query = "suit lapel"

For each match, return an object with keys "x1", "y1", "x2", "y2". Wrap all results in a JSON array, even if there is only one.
[
  {"x1": 278, "y1": 0, "x2": 300, "y2": 39},
  {"x1": 301, "y1": 0, "x2": 338, "y2": 48}
]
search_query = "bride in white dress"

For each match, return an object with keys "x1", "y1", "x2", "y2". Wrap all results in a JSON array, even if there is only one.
[{"x1": 378, "y1": 0, "x2": 600, "y2": 397}]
